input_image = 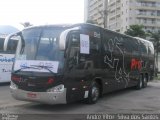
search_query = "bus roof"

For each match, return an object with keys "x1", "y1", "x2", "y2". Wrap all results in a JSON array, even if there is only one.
[
  {"x1": 23, "y1": 24, "x2": 72, "y2": 30},
  {"x1": 20, "y1": 23, "x2": 153, "y2": 46}
]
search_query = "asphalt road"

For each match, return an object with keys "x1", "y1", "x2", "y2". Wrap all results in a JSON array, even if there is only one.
[{"x1": 0, "y1": 81, "x2": 160, "y2": 120}]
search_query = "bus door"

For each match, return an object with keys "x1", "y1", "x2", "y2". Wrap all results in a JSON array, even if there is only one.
[
  {"x1": 64, "y1": 31, "x2": 89, "y2": 102},
  {"x1": 65, "y1": 28, "x2": 101, "y2": 102}
]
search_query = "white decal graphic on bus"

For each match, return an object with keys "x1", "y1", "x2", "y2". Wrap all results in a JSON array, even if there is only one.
[
  {"x1": 104, "y1": 37, "x2": 130, "y2": 87},
  {"x1": 0, "y1": 54, "x2": 15, "y2": 82},
  {"x1": 0, "y1": 55, "x2": 14, "y2": 62}
]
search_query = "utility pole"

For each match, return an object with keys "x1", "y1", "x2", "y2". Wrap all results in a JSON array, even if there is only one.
[
  {"x1": 98, "y1": 0, "x2": 109, "y2": 28},
  {"x1": 103, "y1": 0, "x2": 107, "y2": 28}
]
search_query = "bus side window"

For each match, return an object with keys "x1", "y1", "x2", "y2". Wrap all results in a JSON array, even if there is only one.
[
  {"x1": 7, "y1": 39, "x2": 18, "y2": 54},
  {"x1": 0, "y1": 38, "x2": 5, "y2": 52},
  {"x1": 140, "y1": 41, "x2": 148, "y2": 55},
  {"x1": 90, "y1": 37, "x2": 99, "y2": 53},
  {"x1": 148, "y1": 44, "x2": 154, "y2": 56},
  {"x1": 68, "y1": 32, "x2": 80, "y2": 69},
  {"x1": 103, "y1": 31, "x2": 113, "y2": 55},
  {"x1": 132, "y1": 39, "x2": 139, "y2": 54}
]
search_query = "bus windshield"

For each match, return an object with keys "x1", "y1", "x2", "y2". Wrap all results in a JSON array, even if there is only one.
[{"x1": 15, "y1": 27, "x2": 65, "y2": 73}]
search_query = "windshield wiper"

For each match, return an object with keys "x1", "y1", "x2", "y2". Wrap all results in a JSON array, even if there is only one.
[
  {"x1": 30, "y1": 65, "x2": 56, "y2": 75},
  {"x1": 13, "y1": 66, "x2": 40, "y2": 73}
]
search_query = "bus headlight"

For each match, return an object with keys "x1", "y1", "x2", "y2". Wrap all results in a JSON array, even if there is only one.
[
  {"x1": 47, "y1": 84, "x2": 64, "y2": 93},
  {"x1": 10, "y1": 81, "x2": 18, "y2": 89}
]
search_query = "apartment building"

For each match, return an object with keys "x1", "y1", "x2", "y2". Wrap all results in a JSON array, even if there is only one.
[
  {"x1": 85, "y1": 0, "x2": 160, "y2": 33},
  {"x1": 108, "y1": 0, "x2": 160, "y2": 33},
  {"x1": 84, "y1": 0, "x2": 108, "y2": 28}
]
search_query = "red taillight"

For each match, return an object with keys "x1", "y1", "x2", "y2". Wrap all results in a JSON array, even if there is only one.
[
  {"x1": 47, "y1": 78, "x2": 54, "y2": 85},
  {"x1": 11, "y1": 75, "x2": 21, "y2": 82}
]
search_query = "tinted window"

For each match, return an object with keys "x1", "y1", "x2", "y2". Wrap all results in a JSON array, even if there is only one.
[
  {"x1": 148, "y1": 44, "x2": 154, "y2": 55},
  {"x1": 124, "y1": 37, "x2": 139, "y2": 54},
  {"x1": 140, "y1": 41, "x2": 148, "y2": 54},
  {"x1": 0, "y1": 38, "x2": 4, "y2": 52},
  {"x1": 90, "y1": 35, "x2": 100, "y2": 53},
  {"x1": 36, "y1": 28, "x2": 63, "y2": 61},
  {"x1": 19, "y1": 27, "x2": 64, "y2": 61},
  {"x1": 67, "y1": 32, "x2": 80, "y2": 68},
  {"x1": 103, "y1": 31, "x2": 115, "y2": 52},
  {"x1": 68, "y1": 32, "x2": 80, "y2": 59},
  {"x1": 6, "y1": 39, "x2": 18, "y2": 54},
  {"x1": 81, "y1": 28, "x2": 101, "y2": 54}
]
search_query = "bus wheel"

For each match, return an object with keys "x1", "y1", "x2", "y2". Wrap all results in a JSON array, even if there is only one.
[
  {"x1": 142, "y1": 75, "x2": 148, "y2": 88},
  {"x1": 136, "y1": 75, "x2": 143, "y2": 90},
  {"x1": 86, "y1": 82, "x2": 100, "y2": 104}
]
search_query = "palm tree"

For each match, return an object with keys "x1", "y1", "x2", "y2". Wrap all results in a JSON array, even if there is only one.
[
  {"x1": 124, "y1": 25, "x2": 147, "y2": 39},
  {"x1": 149, "y1": 31, "x2": 160, "y2": 76}
]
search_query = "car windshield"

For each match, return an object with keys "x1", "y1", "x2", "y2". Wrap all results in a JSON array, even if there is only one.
[{"x1": 15, "y1": 27, "x2": 65, "y2": 71}]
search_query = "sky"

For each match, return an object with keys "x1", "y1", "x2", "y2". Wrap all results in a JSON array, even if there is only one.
[{"x1": 0, "y1": 0, "x2": 84, "y2": 30}]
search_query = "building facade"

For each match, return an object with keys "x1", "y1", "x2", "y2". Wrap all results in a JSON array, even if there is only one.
[
  {"x1": 84, "y1": 0, "x2": 108, "y2": 28},
  {"x1": 85, "y1": 0, "x2": 160, "y2": 33},
  {"x1": 108, "y1": 0, "x2": 160, "y2": 33}
]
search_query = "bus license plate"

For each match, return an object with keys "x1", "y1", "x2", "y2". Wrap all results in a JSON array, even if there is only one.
[{"x1": 27, "y1": 92, "x2": 37, "y2": 99}]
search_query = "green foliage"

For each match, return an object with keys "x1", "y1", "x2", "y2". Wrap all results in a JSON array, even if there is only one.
[
  {"x1": 149, "y1": 31, "x2": 160, "y2": 53},
  {"x1": 124, "y1": 25, "x2": 147, "y2": 38},
  {"x1": 149, "y1": 31, "x2": 160, "y2": 44},
  {"x1": 148, "y1": 31, "x2": 160, "y2": 76}
]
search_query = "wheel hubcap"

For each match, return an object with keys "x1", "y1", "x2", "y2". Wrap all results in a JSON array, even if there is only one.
[
  {"x1": 140, "y1": 77, "x2": 142, "y2": 88},
  {"x1": 92, "y1": 87, "x2": 99, "y2": 101},
  {"x1": 144, "y1": 77, "x2": 147, "y2": 83}
]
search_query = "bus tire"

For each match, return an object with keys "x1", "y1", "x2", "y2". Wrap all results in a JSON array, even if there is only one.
[
  {"x1": 142, "y1": 75, "x2": 148, "y2": 88},
  {"x1": 136, "y1": 74, "x2": 143, "y2": 90},
  {"x1": 86, "y1": 81, "x2": 100, "y2": 104}
]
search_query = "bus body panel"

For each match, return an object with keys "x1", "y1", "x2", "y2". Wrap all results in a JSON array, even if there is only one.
[
  {"x1": 10, "y1": 84, "x2": 67, "y2": 104},
  {"x1": 0, "y1": 36, "x2": 18, "y2": 83},
  {"x1": 0, "y1": 54, "x2": 14, "y2": 82}
]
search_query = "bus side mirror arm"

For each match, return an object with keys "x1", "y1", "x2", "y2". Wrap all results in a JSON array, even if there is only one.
[{"x1": 59, "y1": 27, "x2": 80, "y2": 51}]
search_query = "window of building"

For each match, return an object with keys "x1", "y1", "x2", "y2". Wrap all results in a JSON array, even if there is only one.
[
  {"x1": 157, "y1": 10, "x2": 160, "y2": 16},
  {"x1": 144, "y1": 18, "x2": 147, "y2": 23},
  {"x1": 152, "y1": 19, "x2": 156, "y2": 24}
]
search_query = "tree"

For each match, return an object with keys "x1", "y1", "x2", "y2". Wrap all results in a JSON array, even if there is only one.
[
  {"x1": 148, "y1": 31, "x2": 160, "y2": 76},
  {"x1": 124, "y1": 25, "x2": 147, "y2": 38},
  {"x1": 20, "y1": 22, "x2": 33, "y2": 28}
]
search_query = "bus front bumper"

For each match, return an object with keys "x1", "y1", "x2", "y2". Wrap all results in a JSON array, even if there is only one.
[{"x1": 10, "y1": 82, "x2": 67, "y2": 104}]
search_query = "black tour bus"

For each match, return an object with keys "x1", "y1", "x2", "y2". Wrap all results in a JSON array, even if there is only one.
[{"x1": 6, "y1": 23, "x2": 154, "y2": 104}]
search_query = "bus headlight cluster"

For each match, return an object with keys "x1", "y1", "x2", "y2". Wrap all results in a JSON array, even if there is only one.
[
  {"x1": 10, "y1": 81, "x2": 18, "y2": 89},
  {"x1": 47, "y1": 84, "x2": 64, "y2": 93}
]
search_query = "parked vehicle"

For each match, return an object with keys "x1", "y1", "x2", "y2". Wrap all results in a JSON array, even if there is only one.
[
  {"x1": 5, "y1": 24, "x2": 154, "y2": 104},
  {"x1": 0, "y1": 34, "x2": 18, "y2": 82}
]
